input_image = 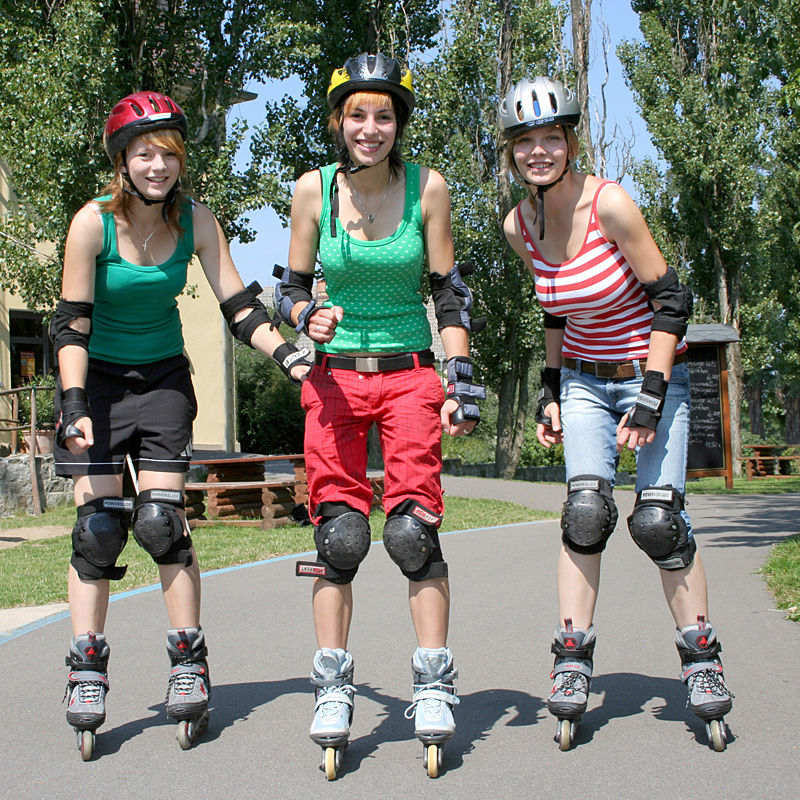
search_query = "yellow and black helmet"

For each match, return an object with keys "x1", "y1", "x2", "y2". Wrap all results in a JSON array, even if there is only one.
[{"x1": 327, "y1": 52, "x2": 415, "y2": 113}]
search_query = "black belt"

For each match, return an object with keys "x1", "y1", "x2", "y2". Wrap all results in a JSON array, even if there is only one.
[
  {"x1": 562, "y1": 353, "x2": 686, "y2": 379},
  {"x1": 316, "y1": 350, "x2": 436, "y2": 373}
]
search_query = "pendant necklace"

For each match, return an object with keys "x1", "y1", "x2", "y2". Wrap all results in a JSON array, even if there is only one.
[
  {"x1": 128, "y1": 217, "x2": 160, "y2": 251},
  {"x1": 348, "y1": 172, "x2": 393, "y2": 223}
]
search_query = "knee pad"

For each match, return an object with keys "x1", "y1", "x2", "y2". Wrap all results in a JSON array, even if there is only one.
[
  {"x1": 561, "y1": 475, "x2": 618, "y2": 554},
  {"x1": 132, "y1": 489, "x2": 193, "y2": 566},
  {"x1": 71, "y1": 497, "x2": 134, "y2": 581},
  {"x1": 627, "y1": 485, "x2": 696, "y2": 570},
  {"x1": 313, "y1": 504, "x2": 371, "y2": 573},
  {"x1": 383, "y1": 499, "x2": 448, "y2": 581}
]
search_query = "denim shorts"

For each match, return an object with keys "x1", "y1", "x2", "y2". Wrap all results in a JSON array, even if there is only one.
[{"x1": 560, "y1": 361, "x2": 692, "y2": 531}]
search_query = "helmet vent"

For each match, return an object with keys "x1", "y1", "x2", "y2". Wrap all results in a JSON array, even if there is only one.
[
  {"x1": 131, "y1": 102, "x2": 145, "y2": 117},
  {"x1": 165, "y1": 97, "x2": 175, "y2": 111},
  {"x1": 531, "y1": 90, "x2": 541, "y2": 117},
  {"x1": 549, "y1": 92, "x2": 558, "y2": 113},
  {"x1": 148, "y1": 96, "x2": 160, "y2": 112},
  {"x1": 515, "y1": 100, "x2": 524, "y2": 121}
]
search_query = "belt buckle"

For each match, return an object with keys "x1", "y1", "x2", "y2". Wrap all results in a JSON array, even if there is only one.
[{"x1": 355, "y1": 357, "x2": 380, "y2": 373}]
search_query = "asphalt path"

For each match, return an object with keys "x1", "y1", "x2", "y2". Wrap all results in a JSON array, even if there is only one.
[{"x1": 1, "y1": 478, "x2": 798, "y2": 799}]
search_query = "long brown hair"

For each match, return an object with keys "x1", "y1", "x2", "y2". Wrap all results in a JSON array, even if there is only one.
[{"x1": 98, "y1": 129, "x2": 190, "y2": 237}]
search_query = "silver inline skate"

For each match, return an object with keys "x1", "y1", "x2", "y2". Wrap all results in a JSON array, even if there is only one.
[
  {"x1": 404, "y1": 647, "x2": 459, "y2": 778},
  {"x1": 165, "y1": 627, "x2": 211, "y2": 749},
  {"x1": 547, "y1": 619, "x2": 595, "y2": 750},
  {"x1": 64, "y1": 632, "x2": 110, "y2": 760},
  {"x1": 310, "y1": 648, "x2": 356, "y2": 780},
  {"x1": 676, "y1": 615, "x2": 733, "y2": 751}
]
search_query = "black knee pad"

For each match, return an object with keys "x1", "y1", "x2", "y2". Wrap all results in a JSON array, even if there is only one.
[
  {"x1": 383, "y1": 499, "x2": 448, "y2": 581},
  {"x1": 561, "y1": 475, "x2": 618, "y2": 554},
  {"x1": 311, "y1": 503, "x2": 371, "y2": 582},
  {"x1": 71, "y1": 497, "x2": 134, "y2": 581},
  {"x1": 627, "y1": 485, "x2": 696, "y2": 570},
  {"x1": 132, "y1": 489, "x2": 193, "y2": 567}
]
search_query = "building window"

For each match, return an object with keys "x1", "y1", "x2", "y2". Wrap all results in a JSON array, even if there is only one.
[{"x1": 9, "y1": 310, "x2": 54, "y2": 387}]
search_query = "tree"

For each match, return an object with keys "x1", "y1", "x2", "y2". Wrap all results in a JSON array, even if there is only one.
[
  {"x1": 0, "y1": 0, "x2": 318, "y2": 309},
  {"x1": 407, "y1": 0, "x2": 564, "y2": 478},
  {"x1": 618, "y1": 0, "x2": 780, "y2": 462}
]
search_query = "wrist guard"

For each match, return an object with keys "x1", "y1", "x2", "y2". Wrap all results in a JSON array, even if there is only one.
[
  {"x1": 446, "y1": 356, "x2": 486, "y2": 425},
  {"x1": 536, "y1": 367, "x2": 561, "y2": 425},
  {"x1": 628, "y1": 370, "x2": 668, "y2": 431},
  {"x1": 56, "y1": 387, "x2": 92, "y2": 447},
  {"x1": 273, "y1": 343, "x2": 312, "y2": 386}
]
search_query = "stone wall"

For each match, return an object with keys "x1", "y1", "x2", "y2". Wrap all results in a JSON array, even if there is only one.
[{"x1": 0, "y1": 454, "x2": 72, "y2": 517}]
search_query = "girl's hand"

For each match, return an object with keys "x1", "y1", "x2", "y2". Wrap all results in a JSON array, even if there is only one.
[
  {"x1": 536, "y1": 402, "x2": 563, "y2": 447},
  {"x1": 616, "y1": 411, "x2": 656, "y2": 451},
  {"x1": 308, "y1": 307, "x2": 343, "y2": 343}
]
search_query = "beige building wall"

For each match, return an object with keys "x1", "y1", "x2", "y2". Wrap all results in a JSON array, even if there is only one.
[{"x1": 179, "y1": 257, "x2": 236, "y2": 451}]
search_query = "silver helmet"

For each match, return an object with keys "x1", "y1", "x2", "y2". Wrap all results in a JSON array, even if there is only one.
[{"x1": 498, "y1": 76, "x2": 580, "y2": 140}]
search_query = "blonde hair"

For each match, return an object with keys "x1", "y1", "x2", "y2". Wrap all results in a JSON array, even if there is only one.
[{"x1": 98, "y1": 128, "x2": 189, "y2": 236}]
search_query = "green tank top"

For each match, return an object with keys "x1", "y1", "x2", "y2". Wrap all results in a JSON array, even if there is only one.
[
  {"x1": 89, "y1": 197, "x2": 194, "y2": 364},
  {"x1": 317, "y1": 162, "x2": 432, "y2": 354}
]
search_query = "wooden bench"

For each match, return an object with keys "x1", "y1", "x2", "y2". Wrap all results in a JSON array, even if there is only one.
[
  {"x1": 738, "y1": 445, "x2": 800, "y2": 480},
  {"x1": 185, "y1": 454, "x2": 385, "y2": 528}
]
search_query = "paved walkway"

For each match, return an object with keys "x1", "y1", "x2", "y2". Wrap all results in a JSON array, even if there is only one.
[{"x1": 1, "y1": 478, "x2": 798, "y2": 798}]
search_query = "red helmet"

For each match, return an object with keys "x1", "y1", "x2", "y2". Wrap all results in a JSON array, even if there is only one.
[{"x1": 104, "y1": 91, "x2": 188, "y2": 161}]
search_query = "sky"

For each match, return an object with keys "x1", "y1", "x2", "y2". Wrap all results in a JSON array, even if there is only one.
[{"x1": 227, "y1": 0, "x2": 657, "y2": 286}]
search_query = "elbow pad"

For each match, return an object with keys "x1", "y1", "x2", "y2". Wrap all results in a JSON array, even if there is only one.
[
  {"x1": 219, "y1": 282, "x2": 273, "y2": 347},
  {"x1": 50, "y1": 299, "x2": 94, "y2": 353},
  {"x1": 642, "y1": 268, "x2": 693, "y2": 338},
  {"x1": 430, "y1": 261, "x2": 486, "y2": 333},
  {"x1": 272, "y1": 264, "x2": 317, "y2": 333},
  {"x1": 543, "y1": 310, "x2": 567, "y2": 329}
]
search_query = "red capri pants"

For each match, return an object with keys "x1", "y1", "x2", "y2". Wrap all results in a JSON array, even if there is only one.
[{"x1": 301, "y1": 356, "x2": 445, "y2": 522}]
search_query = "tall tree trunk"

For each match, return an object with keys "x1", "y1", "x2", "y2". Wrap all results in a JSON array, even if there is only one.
[
  {"x1": 570, "y1": 0, "x2": 595, "y2": 166},
  {"x1": 744, "y1": 375, "x2": 764, "y2": 438},
  {"x1": 784, "y1": 387, "x2": 800, "y2": 444},
  {"x1": 494, "y1": 355, "x2": 531, "y2": 478}
]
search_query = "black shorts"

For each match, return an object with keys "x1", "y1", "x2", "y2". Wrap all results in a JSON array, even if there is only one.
[{"x1": 54, "y1": 354, "x2": 197, "y2": 477}]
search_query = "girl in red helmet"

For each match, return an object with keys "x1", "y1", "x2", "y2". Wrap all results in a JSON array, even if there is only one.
[{"x1": 53, "y1": 91, "x2": 310, "y2": 759}]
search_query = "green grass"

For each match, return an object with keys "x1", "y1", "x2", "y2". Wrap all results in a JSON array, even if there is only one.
[
  {"x1": 0, "y1": 496, "x2": 553, "y2": 609},
  {"x1": 686, "y1": 476, "x2": 800, "y2": 494},
  {"x1": 760, "y1": 536, "x2": 800, "y2": 622}
]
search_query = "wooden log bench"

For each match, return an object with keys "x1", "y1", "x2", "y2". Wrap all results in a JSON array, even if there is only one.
[{"x1": 738, "y1": 445, "x2": 800, "y2": 480}]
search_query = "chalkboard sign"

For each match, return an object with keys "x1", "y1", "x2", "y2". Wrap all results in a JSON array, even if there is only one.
[{"x1": 687, "y1": 345, "x2": 725, "y2": 471}]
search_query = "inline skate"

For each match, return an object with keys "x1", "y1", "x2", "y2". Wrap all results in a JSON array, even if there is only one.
[
  {"x1": 165, "y1": 628, "x2": 211, "y2": 749},
  {"x1": 404, "y1": 647, "x2": 459, "y2": 778},
  {"x1": 547, "y1": 619, "x2": 595, "y2": 750},
  {"x1": 309, "y1": 648, "x2": 356, "y2": 780},
  {"x1": 64, "y1": 632, "x2": 110, "y2": 760},
  {"x1": 675, "y1": 615, "x2": 733, "y2": 751}
]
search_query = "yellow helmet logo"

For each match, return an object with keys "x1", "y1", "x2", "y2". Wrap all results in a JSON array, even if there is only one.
[{"x1": 327, "y1": 67, "x2": 351, "y2": 98}]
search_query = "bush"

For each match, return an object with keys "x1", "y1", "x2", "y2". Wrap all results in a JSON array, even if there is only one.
[
  {"x1": 235, "y1": 343, "x2": 305, "y2": 455},
  {"x1": 16, "y1": 373, "x2": 57, "y2": 429}
]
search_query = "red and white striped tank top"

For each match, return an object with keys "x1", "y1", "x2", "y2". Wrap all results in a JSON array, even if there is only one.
[{"x1": 518, "y1": 180, "x2": 685, "y2": 361}]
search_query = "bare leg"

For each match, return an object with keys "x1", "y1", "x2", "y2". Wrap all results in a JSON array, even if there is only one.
[
  {"x1": 660, "y1": 550, "x2": 709, "y2": 629},
  {"x1": 557, "y1": 545, "x2": 602, "y2": 629},
  {"x1": 68, "y1": 474, "x2": 123, "y2": 636},
  {"x1": 313, "y1": 579, "x2": 353, "y2": 650},
  {"x1": 408, "y1": 577, "x2": 450, "y2": 648}
]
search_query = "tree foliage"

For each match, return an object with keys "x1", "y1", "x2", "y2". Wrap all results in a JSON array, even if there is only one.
[{"x1": 0, "y1": 0, "x2": 318, "y2": 309}]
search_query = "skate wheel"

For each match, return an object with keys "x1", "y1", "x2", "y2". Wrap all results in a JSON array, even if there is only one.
[
  {"x1": 78, "y1": 729, "x2": 94, "y2": 761},
  {"x1": 177, "y1": 720, "x2": 192, "y2": 750},
  {"x1": 424, "y1": 743, "x2": 441, "y2": 778},
  {"x1": 323, "y1": 746, "x2": 337, "y2": 780},
  {"x1": 708, "y1": 719, "x2": 726, "y2": 752},
  {"x1": 557, "y1": 719, "x2": 573, "y2": 751}
]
